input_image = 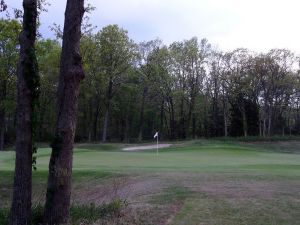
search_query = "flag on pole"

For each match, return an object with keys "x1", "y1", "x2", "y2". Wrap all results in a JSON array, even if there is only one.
[{"x1": 154, "y1": 132, "x2": 159, "y2": 156}]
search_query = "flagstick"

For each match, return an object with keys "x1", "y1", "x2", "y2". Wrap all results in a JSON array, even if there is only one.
[{"x1": 156, "y1": 134, "x2": 158, "y2": 156}]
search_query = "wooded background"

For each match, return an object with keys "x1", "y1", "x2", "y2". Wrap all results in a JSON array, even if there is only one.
[{"x1": 1, "y1": 19, "x2": 300, "y2": 148}]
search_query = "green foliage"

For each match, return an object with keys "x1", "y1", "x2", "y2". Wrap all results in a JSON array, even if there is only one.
[
  {"x1": 0, "y1": 19, "x2": 21, "y2": 112},
  {"x1": 0, "y1": 208, "x2": 9, "y2": 225},
  {"x1": 0, "y1": 199, "x2": 127, "y2": 225},
  {"x1": 2, "y1": 21, "x2": 300, "y2": 144}
]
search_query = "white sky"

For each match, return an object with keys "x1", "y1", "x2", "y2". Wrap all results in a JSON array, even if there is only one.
[{"x1": 5, "y1": 0, "x2": 300, "y2": 53}]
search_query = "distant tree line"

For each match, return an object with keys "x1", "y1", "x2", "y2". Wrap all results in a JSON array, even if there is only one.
[{"x1": 1, "y1": 19, "x2": 300, "y2": 147}]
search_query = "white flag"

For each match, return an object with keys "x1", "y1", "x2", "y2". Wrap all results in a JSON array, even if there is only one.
[{"x1": 154, "y1": 132, "x2": 158, "y2": 138}]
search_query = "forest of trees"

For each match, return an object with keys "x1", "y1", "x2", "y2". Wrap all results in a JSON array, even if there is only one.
[
  {"x1": 1, "y1": 1, "x2": 300, "y2": 224},
  {"x1": 1, "y1": 18, "x2": 300, "y2": 148}
]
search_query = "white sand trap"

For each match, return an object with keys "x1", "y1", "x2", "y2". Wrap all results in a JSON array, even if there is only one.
[{"x1": 122, "y1": 144, "x2": 172, "y2": 151}]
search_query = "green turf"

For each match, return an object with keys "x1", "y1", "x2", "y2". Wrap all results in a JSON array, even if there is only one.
[
  {"x1": 1, "y1": 141, "x2": 300, "y2": 175},
  {"x1": 1, "y1": 140, "x2": 300, "y2": 225}
]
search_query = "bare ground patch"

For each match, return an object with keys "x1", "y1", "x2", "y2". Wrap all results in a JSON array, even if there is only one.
[{"x1": 69, "y1": 172, "x2": 300, "y2": 224}]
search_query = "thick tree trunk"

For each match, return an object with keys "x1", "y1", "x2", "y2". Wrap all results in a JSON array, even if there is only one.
[
  {"x1": 9, "y1": 1, "x2": 38, "y2": 224},
  {"x1": 43, "y1": 1, "x2": 85, "y2": 224}
]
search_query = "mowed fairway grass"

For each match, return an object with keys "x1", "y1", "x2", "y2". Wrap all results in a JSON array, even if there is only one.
[{"x1": 1, "y1": 140, "x2": 300, "y2": 225}]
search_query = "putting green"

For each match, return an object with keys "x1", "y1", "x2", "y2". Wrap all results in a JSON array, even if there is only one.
[{"x1": 1, "y1": 141, "x2": 300, "y2": 176}]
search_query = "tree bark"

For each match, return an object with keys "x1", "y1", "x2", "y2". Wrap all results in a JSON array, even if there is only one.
[
  {"x1": 241, "y1": 107, "x2": 248, "y2": 137},
  {"x1": 169, "y1": 97, "x2": 175, "y2": 140},
  {"x1": 43, "y1": 1, "x2": 85, "y2": 224},
  {"x1": 92, "y1": 98, "x2": 100, "y2": 141},
  {"x1": 102, "y1": 77, "x2": 113, "y2": 142},
  {"x1": 102, "y1": 107, "x2": 110, "y2": 142},
  {"x1": 138, "y1": 87, "x2": 147, "y2": 142},
  {"x1": 0, "y1": 109, "x2": 5, "y2": 151},
  {"x1": 9, "y1": 0, "x2": 38, "y2": 224},
  {"x1": 267, "y1": 106, "x2": 272, "y2": 136},
  {"x1": 179, "y1": 96, "x2": 186, "y2": 139},
  {"x1": 192, "y1": 113, "x2": 196, "y2": 139},
  {"x1": 187, "y1": 95, "x2": 195, "y2": 138},
  {"x1": 0, "y1": 79, "x2": 7, "y2": 150},
  {"x1": 159, "y1": 99, "x2": 164, "y2": 139},
  {"x1": 222, "y1": 97, "x2": 228, "y2": 137}
]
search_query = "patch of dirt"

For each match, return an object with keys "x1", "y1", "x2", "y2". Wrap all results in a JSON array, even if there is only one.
[
  {"x1": 72, "y1": 174, "x2": 168, "y2": 206},
  {"x1": 70, "y1": 172, "x2": 300, "y2": 224}
]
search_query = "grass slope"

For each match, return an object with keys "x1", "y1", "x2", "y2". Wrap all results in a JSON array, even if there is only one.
[{"x1": 1, "y1": 140, "x2": 300, "y2": 225}]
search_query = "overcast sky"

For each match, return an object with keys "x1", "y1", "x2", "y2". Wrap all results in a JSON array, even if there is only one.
[{"x1": 5, "y1": 0, "x2": 300, "y2": 53}]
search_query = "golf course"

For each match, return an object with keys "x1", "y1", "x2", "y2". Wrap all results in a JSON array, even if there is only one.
[{"x1": 1, "y1": 140, "x2": 300, "y2": 225}]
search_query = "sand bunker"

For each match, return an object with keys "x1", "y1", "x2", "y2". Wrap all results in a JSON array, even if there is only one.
[{"x1": 122, "y1": 144, "x2": 172, "y2": 151}]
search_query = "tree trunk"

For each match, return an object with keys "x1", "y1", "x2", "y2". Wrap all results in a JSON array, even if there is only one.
[
  {"x1": 267, "y1": 107, "x2": 272, "y2": 136},
  {"x1": 43, "y1": 1, "x2": 85, "y2": 224},
  {"x1": 159, "y1": 99, "x2": 164, "y2": 140},
  {"x1": 187, "y1": 95, "x2": 195, "y2": 138},
  {"x1": 9, "y1": 1, "x2": 39, "y2": 224},
  {"x1": 92, "y1": 99, "x2": 100, "y2": 141},
  {"x1": 222, "y1": 97, "x2": 228, "y2": 137},
  {"x1": 259, "y1": 119, "x2": 262, "y2": 137},
  {"x1": 102, "y1": 106, "x2": 110, "y2": 142},
  {"x1": 192, "y1": 113, "x2": 196, "y2": 139},
  {"x1": 169, "y1": 97, "x2": 175, "y2": 140},
  {"x1": 138, "y1": 87, "x2": 147, "y2": 142},
  {"x1": 0, "y1": 109, "x2": 5, "y2": 151},
  {"x1": 0, "y1": 79, "x2": 7, "y2": 150},
  {"x1": 179, "y1": 96, "x2": 186, "y2": 139},
  {"x1": 242, "y1": 108, "x2": 248, "y2": 137},
  {"x1": 263, "y1": 118, "x2": 266, "y2": 137},
  {"x1": 102, "y1": 77, "x2": 113, "y2": 142}
]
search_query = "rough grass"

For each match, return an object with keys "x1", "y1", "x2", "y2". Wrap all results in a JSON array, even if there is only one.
[
  {"x1": 1, "y1": 140, "x2": 300, "y2": 224},
  {"x1": 0, "y1": 199, "x2": 126, "y2": 225}
]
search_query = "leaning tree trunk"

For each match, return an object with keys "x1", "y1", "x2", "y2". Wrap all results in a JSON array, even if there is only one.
[
  {"x1": 43, "y1": 1, "x2": 85, "y2": 224},
  {"x1": 9, "y1": 0, "x2": 39, "y2": 224}
]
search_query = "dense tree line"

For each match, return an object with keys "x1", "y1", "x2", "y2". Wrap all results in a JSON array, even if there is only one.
[{"x1": 1, "y1": 19, "x2": 300, "y2": 147}]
